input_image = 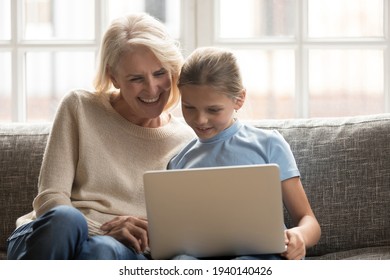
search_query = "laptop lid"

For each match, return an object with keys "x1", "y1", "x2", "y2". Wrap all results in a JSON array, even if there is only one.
[{"x1": 143, "y1": 164, "x2": 286, "y2": 260}]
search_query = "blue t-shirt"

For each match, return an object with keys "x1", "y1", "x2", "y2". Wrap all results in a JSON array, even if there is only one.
[{"x1": 168, "y1": 121, "x2": 300, "y2": 181}]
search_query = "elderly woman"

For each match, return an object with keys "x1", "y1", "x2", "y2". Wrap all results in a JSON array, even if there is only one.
[{"x1": 7, "y1": 13, "x2": 194, "y2": 260}]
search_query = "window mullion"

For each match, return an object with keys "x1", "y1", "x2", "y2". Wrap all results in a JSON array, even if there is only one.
[
  {"x1": 11, "y1": 0, "x2": 26, "y2": 122},
  {"x1": 180, "y1": 0, "x2": 196, "y2": 57},
  {"x1": 196, "y1": 0, "x2": 214, "y2": 47},
  {"x1": 96, "y1": 0, "x2": 107, "y2": 47},
  {"x1": 385, "y1": 0, "x2": 390, "y2": 113},
  {"x1": 296, "y1": 0, "x2": 309, "y2": 118}
]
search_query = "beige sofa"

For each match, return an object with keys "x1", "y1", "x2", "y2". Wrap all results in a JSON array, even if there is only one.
[{"x1": 1, "y1": 114, "x2": 390, "y2": 259}]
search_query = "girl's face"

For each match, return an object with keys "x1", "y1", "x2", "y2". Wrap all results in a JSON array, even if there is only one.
[
  {"x1": 110, "y1": 46, "x2": 171, "y2": 126},
  {"x1": 180, "y1": 85, "x2": 244, "y2": 140}
]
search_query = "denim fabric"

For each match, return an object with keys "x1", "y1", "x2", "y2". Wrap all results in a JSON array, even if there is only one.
[{"x1": 6, "y1": 205, "x2": 147, "y2": 260}]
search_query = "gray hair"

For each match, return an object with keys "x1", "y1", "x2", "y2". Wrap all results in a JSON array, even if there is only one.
[{"x1": 94, "y1": 13, "x2": 183, "y2": 111}]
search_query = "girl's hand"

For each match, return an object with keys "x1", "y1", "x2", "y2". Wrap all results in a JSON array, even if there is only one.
[
  {"x1": 281, "y1": 229, "x2": 306, "y2": 260},
  {"x1": 101, "y1": 216, "x2": 148, "y2": 253}
]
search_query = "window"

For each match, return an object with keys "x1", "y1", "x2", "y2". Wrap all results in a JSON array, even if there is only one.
[
  {"x1": 204, "y1": 0, "x2": 389, "y2": 119},
  {"x1": 1, "y1": 0, "x2": 180, "y2": 122},
  {"x1": 1, "y1": 0, "x2": 389, "y2": 122}
]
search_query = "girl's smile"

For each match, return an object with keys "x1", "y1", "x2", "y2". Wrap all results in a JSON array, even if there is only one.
[{"x1": 180, "y1": 85, "x2": 244, "y2": 139}]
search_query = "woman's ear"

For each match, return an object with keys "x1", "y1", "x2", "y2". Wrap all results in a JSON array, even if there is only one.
[
  {"x1": 107, "y1": 66, "x2": 120, "y2": 89},
  {"x1": 234, "y1": 89, "x2": 246, "y2": 110}
]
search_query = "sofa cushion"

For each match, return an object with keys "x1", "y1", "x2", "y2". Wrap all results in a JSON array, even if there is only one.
[
  {"x1": 0, "y1": 123, "x2": 51, "y2": 256},
  {"x1": 307, "y1": 246, "x2": 390, "y2": 260},
  {"x1": 250, "y1": 114, "x2": 390, "y2": 258}
]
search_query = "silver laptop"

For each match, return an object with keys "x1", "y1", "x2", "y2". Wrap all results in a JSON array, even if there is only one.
[{"x1": 143, "y1": 164, "x2": 286, "y2": 260}]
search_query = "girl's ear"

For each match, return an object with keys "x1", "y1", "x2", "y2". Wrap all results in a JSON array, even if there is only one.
[{"x1": 234, "y1": 89, "x2": 246, "y2": 110}]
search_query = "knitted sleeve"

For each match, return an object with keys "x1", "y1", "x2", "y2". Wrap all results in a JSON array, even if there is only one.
[{"x1": 33, "y1": 91, "x2": 80, "y2": 217}]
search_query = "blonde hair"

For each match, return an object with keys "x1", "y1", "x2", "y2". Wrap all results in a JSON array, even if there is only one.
[
  {"x1": 178, "y1": 47, "x2": 244, "y2": 100},
  {"x1": 94, "y1": 13, "x2": 183, "y2": 112}
]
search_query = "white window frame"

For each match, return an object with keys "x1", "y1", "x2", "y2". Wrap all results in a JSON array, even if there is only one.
[
  {"x1": 4, "y1": 0, "x2": 390, "y2": 121},
  {"x1": 5, "y1": 0, "x2": 195, "y2": 122},
  {"x1": 6, "y1": 0, "x2": 106, "y2": 122},
  {"x1": 194, "y1": 0, "x2": 390, "y2": 118}
]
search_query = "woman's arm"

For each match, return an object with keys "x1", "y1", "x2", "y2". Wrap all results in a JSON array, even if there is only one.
[
  {"x1": 281, "y1": 176, "x2": 321, "y2": 260},
  {"x1": 33, "y1": 92, "x2": 79, "y2": 217}
]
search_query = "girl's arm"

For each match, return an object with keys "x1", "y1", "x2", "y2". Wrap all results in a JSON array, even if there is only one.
[{"x1": 281, "y1": 176, "x2": 321, "y2": 260}]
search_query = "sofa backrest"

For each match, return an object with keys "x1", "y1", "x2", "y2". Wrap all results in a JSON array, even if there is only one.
[
  {"x1": 0, "y1": 123, "x2": 50, "y2": 256},
  {"x1": 1, "y1": 114, "x2": 390, "y2": 258},
  {"x1": 250, "y1": 114, "x2": 390, "y2": 257}
]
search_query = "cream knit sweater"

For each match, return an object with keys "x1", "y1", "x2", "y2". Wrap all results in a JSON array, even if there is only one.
[{"x1": 17, "y1": 90, "x2": 195, "y2": 235}]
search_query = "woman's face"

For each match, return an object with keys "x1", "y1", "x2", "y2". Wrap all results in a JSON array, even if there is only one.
[
  {"x1": 180, "y1": 85, "x2": 243, "y2": 140},
  {"x1": 110, "y1": 46, "x2": 171, "y2": 125}
]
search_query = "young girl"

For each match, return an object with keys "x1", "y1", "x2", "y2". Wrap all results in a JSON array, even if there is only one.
[{"x1": 168, "y1": 47, "x2": 321, "y2": 260}]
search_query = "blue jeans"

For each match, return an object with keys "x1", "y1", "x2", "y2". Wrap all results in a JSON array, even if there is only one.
[{"x1": 6, "y1": 205, "x2": 148, "y2": 260}]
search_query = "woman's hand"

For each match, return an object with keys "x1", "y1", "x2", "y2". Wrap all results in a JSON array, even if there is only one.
[
  {"x1": 100, "y1": 216, "x2": 148, "y2": 254},
  {"x1": 281, "y1": 228, "x2": 306, "y2": 260}
]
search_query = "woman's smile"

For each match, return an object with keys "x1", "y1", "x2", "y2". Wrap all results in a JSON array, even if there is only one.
[{"x1": 138, "y1": 95, "x2": 160, "y2": 104}]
